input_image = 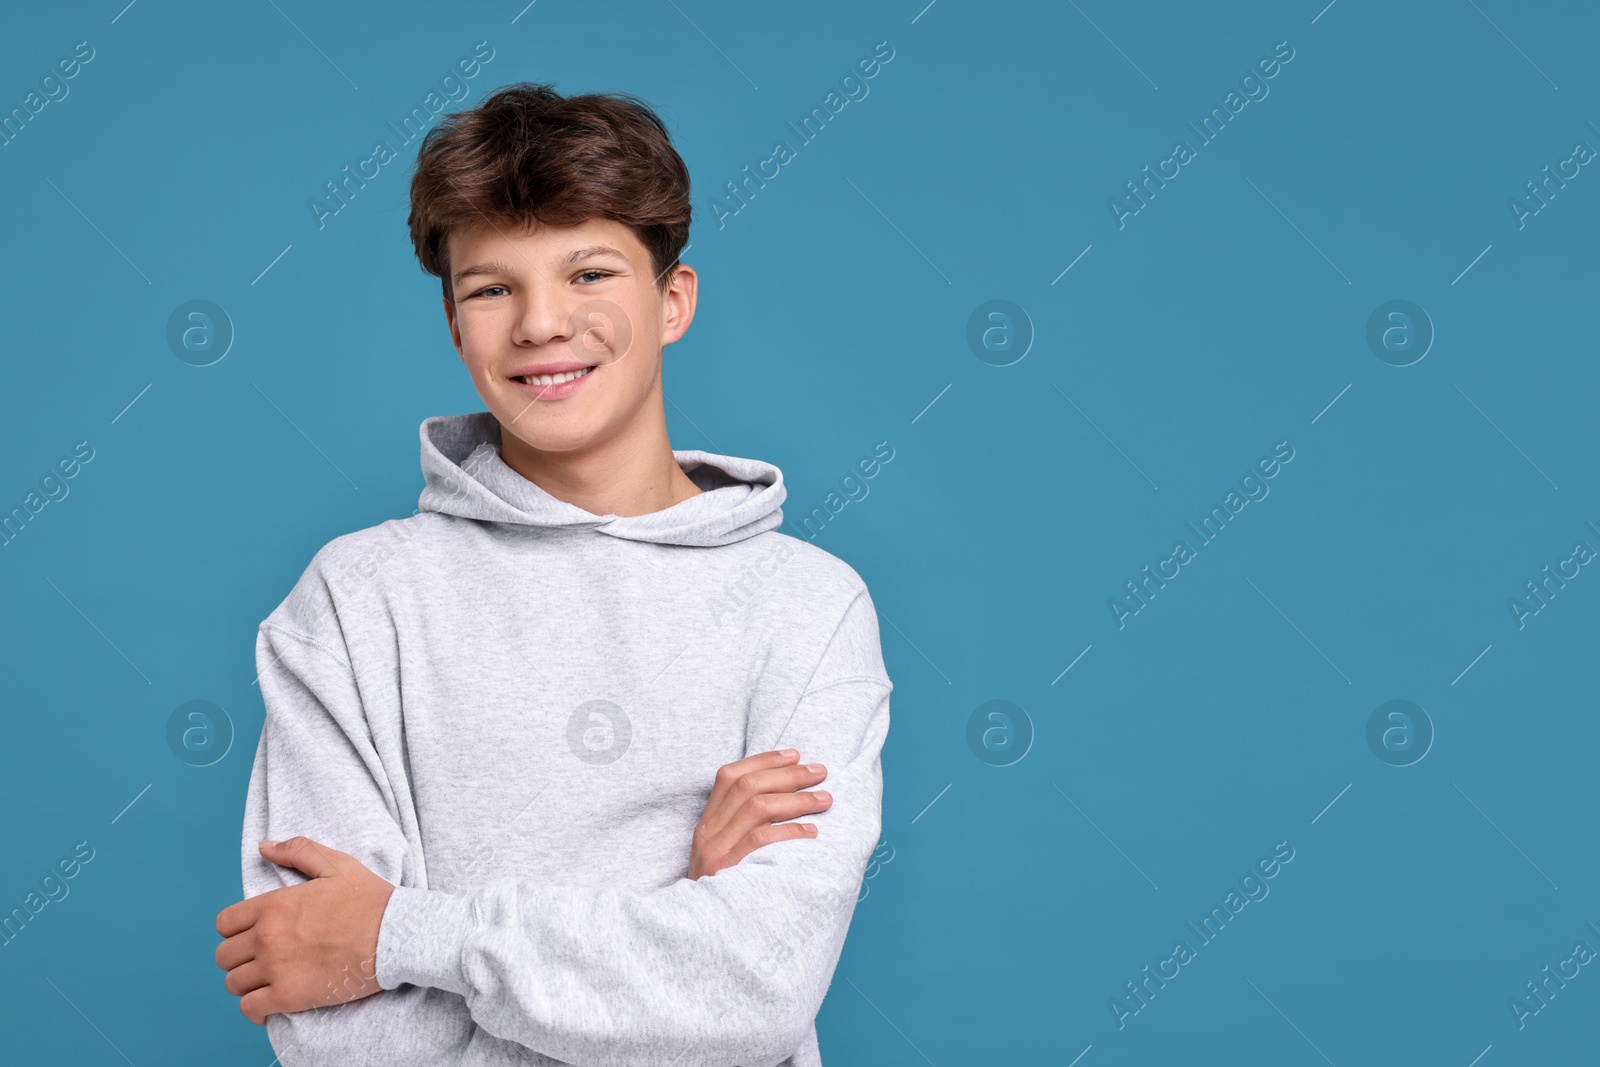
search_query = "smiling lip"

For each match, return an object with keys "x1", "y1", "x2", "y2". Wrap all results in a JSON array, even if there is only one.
[
  {"x1": 509, "y1": 360, "x2": 596, "y2": 378},
  {"x1": 508, "y1": 362, "x2": 597, "y2": 401}
]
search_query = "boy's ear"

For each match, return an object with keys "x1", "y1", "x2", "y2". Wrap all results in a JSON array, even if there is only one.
[{"x1": 660, "y1": 264, "x2": 698, "y2": 347}]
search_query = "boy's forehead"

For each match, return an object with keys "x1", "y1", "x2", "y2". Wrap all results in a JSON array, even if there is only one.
[{"x1": 447, "y1": 216, "x2": 640, "y2": 263}]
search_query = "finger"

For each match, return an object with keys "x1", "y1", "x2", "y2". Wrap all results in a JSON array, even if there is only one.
[
  {"x1": 721, "y1": 749, "x2": 802, "y2": 779},
  {"x1": 224, "y1": 959, "x2": 272, "y2": 998},
  {"x1": 721, "y1": 821, "x2": 822, "y2": 869},
  {"x1": 729, "y1": 789, "x2": 831, "y2": 840},
  {"x1": 699, "y1": 764, "x2": 831, "y2": 851},
  {"x1": 713, "y1": 763, "x2": 829, "y2": 838},
  {"x1": 239, "y1": 987, "x2": 274, "y2": 1027},
  {"x1": 259, "y1": 836, "x2": 343, "y2": 879},
  {"x1": 708, "y1": 750, "x2": 801, "y2": 808},
  {"x1": 214, "y1": 931, "x2": 257, "y2": 972},
  {"x1": 732, "y1": 760, "x2": 829, "y2": 800},
  {"x1": 701, "y1": 751, "x2": 806, "y2": 837},
  {"x1": 693, "y1": 752, "x2": 818, "y2": 872},
  {"x1": 215, "y1": 898, "x2": 261, "y2": 939},
  {"x1": 692, "y1": 818, "x2": 737, "y2": 870}
]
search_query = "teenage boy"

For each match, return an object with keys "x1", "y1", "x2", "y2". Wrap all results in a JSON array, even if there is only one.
[{"x1": 212, "y1": 83, "x2": 893, "y2": 1067}]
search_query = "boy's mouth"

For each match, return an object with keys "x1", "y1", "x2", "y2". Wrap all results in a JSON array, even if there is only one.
[{"x1": 512, "y1": 365, "x2": 596, "y2": 386}]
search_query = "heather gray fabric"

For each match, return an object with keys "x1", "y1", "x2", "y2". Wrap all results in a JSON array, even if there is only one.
[{"x1": 240, "y1": 411, "x2": 892, "y2": 1067}]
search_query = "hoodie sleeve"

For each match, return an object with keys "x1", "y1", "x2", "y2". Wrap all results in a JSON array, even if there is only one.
[
  {"x1": 375, "y1": 585, "x2": 893, "y2": 1067},
  {"x1": 242, "y1": 620, "x2": 482, "y2": 1064}
]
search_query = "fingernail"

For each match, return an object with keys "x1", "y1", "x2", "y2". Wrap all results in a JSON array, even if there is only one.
[
  {"x1": 814, "y1": 791, "x2": 832, "y2": 803},
  {"x1": 779, "y1": 749, "x2": 799, "y2": 758},
  {"x1": 807, "y1": 763, "x2": 826, "y2": 774},
  {"x1": 260, "y1": 840, "x2": 278, "y2": 848}
]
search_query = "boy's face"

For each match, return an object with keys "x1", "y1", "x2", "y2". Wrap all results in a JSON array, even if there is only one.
[{"x1": 441, "y1": 216, "x2": 696, "y2": 460}]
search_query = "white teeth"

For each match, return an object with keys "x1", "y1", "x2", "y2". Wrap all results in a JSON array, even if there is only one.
[{"x1": 518, "y1": 367, "x2": 593, "y2": 386}]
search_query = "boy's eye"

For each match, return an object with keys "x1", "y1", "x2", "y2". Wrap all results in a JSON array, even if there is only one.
[{"x1": 468, "y1": 271, "x2": 608, "y2": 298}]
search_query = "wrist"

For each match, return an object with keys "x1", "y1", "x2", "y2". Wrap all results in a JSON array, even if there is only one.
[{"x1": 375, "y1": 884, "x2": 476, "y2": 994}]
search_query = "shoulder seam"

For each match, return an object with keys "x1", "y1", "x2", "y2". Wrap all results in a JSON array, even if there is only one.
[
  {"x1": 801, "y1": 675, "x2": 891, "y2": 699},
  {"x1": 796, "y1": 585, "x2": 871, "y2": 694},
  {"x1": 261, "y1": 621, "x2": 353, "y2": 673}
]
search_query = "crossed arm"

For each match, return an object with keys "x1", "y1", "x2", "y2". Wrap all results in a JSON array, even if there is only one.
[
  {"x1": 215, "y1": 587, "x2": 890, "y2": 1065},
  {"x1": 213, "y1": 748, "x2": 836, "y2": 1024}
]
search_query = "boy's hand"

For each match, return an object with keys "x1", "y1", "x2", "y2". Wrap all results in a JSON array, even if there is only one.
[
  {"x1": 689, "y1": 749, "x2": 832, "y2": 879},
  {"x1": 214, "y1": 837, "x2": 396, "y2": 1025}
]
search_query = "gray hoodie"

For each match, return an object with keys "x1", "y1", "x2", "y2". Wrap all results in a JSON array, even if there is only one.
[{"x1": 240, "y1": 411, "x2": 892, "y2": 1067}]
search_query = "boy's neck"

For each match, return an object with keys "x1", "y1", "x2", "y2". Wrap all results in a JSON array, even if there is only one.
[{"x1": 495, "y1": 413, "x2": 704, "y2": 519}]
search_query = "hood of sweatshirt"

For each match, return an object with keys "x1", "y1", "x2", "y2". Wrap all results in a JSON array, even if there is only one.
[{"x1": 416, "y1": 411, "x2": 786, "y2": 548}]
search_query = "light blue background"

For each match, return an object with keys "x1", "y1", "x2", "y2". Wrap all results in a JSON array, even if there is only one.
[{"x1": 2, "y1": 1, "x2": 1596, "y2": 1063}]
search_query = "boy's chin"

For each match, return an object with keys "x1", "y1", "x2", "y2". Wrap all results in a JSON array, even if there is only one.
[{"x1": 495, "y1": 419, "x2": 609, "y2": 458}]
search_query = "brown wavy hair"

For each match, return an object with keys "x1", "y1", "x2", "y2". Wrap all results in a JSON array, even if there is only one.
[{"x1": 407, "y1": 82, "x2": 691, "y2": 307}]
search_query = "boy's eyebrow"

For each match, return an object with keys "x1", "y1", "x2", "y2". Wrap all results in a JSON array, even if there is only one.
[
  {"x1": 452, "y1": 259, "x2": 518, "y2": 287},
  {"x1": 562, "y1": 245, "x2": 629, "y2": 265},
  {"x1": 451, "y1": 246, "x2": 629, "y2": 288}
]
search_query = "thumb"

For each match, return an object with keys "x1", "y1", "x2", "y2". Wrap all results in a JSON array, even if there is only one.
[{"x1": 260, "y1": 836, "x2": 343, "y2": 879}]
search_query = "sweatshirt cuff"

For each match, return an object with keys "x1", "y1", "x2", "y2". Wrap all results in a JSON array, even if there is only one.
[{"x1": 375, "y1": 884, "x2": 477, "y2": 995}]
